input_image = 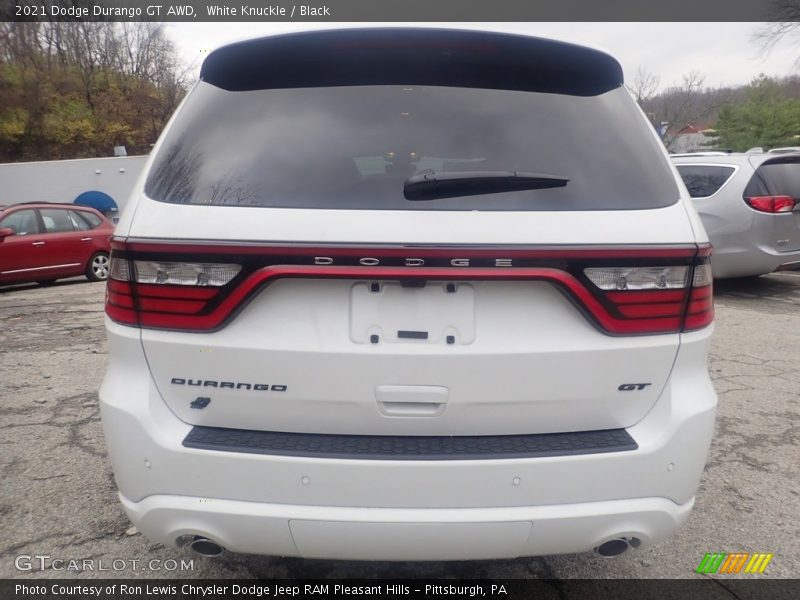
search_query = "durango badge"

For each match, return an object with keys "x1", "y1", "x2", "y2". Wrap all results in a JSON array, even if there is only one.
[{"x1": 171, "y1": 378, "x2": 287, "y2": 392}]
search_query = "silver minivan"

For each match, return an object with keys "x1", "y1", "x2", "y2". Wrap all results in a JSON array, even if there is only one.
[{"x1": 673, "y1": 152, "x2": 800, "y2": 278}]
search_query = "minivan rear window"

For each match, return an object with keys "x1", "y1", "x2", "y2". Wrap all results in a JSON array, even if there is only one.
[
  {"x1": 675, "y1": 165, "x2": 736, "y2": 198},
  {"x1": 145, "y1": 83, "x2": 679, "y2": 211},
  {"x1": 748, "y1": 157, "x2": 800, "y2": 198}
]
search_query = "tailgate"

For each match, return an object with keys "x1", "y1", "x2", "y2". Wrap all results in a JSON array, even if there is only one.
[{"x1": 141, "y1": 277, "x2": 679, "y2": 436}]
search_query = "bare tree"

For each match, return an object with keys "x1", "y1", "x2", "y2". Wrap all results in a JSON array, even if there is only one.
[
  {"x1": 59, "y1": 23, "x2": 117, "y2": 109},
  {"x1": 145, "y1": 140, "x2": 202, "y2": 203},
  {"x1": 208, "y1": 171, "x2": 261, "y2": 205},
  {"x1": 644, "y1": 71, "x2": 729, "y2": 150},
  {"x1": 627, "y1": 67, "x2": 661, "y2": 105},
  {"x1": 754, "y1": 1, "x2": 800, "y2": 57}
]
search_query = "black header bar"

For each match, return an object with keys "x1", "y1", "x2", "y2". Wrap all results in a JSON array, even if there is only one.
[
  {"x1": 3, "y1": 0, "x2": 793, "y2": 22},
  {"x1": 3, "y1": 579, "x2": 800, "y2": 600}
]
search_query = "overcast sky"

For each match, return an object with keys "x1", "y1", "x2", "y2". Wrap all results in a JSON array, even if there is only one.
[{"x1": 166, "y1": 22, "x2": 796, "y2": 91}]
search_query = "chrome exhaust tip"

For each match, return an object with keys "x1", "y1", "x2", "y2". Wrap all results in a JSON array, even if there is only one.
[
  {"x1": 176, "y1": 535, "x2": 224, "y2": 557},
  {"x1": 594, "y1": 537, "x2": 638, "y2": 558}
]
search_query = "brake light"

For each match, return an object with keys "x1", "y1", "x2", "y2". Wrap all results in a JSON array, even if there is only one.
[
  {"x1": 106, "y1": 258, "x2": 240, "y2": 328},
  {"x1": 684, "y1": 262, "x2": 714, "y2": 330},
  {"x1": 583, "y1": 266, "x2": 688, "y2": 333},
  {"x1": 105, "y1": 241, "x2": 713, "y2": 334},
  {"x1": 583, "y1": 259, "x2": 712, "y2": 333},
  {"x1": 744, "y1": 195, "x2": 796, "y2": 213}
]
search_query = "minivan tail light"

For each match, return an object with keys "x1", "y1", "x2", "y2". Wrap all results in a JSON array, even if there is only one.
[{"x1": 744, "y1": 195, "x2": 796, "y2": 213}]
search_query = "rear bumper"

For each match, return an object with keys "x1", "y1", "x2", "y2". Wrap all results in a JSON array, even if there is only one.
[
  {"x1": 100, "y1": 320, "x2": 716, "y2": 559},
  {"x1": 776, "y1": 259, "x2": 800, "y2": 272},
  {"x1": 181, "y1": 425, "x2": 638, "y2": 460},
  {"x1": 711, "y1": 238, "x2": 800, "y2": 278},
  {"x1": 121, "y1": 493, "x2": 693, "y2": 560}
]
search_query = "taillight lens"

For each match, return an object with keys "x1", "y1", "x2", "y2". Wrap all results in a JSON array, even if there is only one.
[
  {"x1": 745, "y1": 195, "x2": 796, "y2": 213},
  {"x1": 105, "y1": 277, "x2": 138, "y2": 325},
  {"x1": 109, "y1": 257, "x2": 131, "y2": 281},
  {"x1": 584, "y1": 266, "x2": 688, "y2": 290},
  {"x1": 132, "y1": 261, "x2": 241, "y2": 286},
  {"x1": 684, "y1": 262, "x2": 714, "y2": 330},
  {"x1": 583, "y1": 257, "x2": 713, "y2": 334},
  {"x1": 106, "y1": 257, "x2": 240, "y2": 329}
]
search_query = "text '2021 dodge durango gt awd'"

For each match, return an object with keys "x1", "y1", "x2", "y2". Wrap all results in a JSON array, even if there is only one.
[{"x1": 99, "y1": 29, "x2": 717, "y2": 561}]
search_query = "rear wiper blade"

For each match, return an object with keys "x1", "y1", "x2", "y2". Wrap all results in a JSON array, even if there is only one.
[{"x1": 403, "y1": 170, "x2": 569, "y2": 201}]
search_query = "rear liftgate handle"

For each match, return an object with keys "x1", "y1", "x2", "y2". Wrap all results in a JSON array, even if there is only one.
[{"x1": 375, "y1": 385, "x2": 449, "y2": 417}]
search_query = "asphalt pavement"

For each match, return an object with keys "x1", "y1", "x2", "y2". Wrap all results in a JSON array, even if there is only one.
[{"x1": 1, "y1": 273, "x2": 798, "y2": 579}]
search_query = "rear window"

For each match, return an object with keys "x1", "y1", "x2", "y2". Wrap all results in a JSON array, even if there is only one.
[
  {"x1": 68, "y1": 210, "x2": 91, "y2": 231},
  {"x1": 675, "y1": 165, "x2": 736, "y2": 198},
  {"x1": 77, "y1": 211, "x2": 103, "y2": 228},
  {"x1": 145, "y1": 83, "x2": 679, "y2": 211},
  {"x1": 747, "y1": 158, "x2": 800, "y2": 198}
]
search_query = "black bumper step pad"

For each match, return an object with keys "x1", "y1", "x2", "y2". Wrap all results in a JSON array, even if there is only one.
[{"x1": 183, "y1": 425, "x2": 637, "y2": 460}]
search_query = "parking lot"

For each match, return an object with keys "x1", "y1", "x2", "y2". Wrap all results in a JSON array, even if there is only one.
[{"x1": 1, "y1": 273, "x2": 798, "y2": 579}]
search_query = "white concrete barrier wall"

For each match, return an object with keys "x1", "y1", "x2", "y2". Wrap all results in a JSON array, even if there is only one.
[{"x1": 0, "y1": 155, "x2": 148, "y2": 215}]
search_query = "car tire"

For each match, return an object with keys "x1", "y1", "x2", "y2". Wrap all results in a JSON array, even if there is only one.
[{"x1": 86, "y1": 252, "x2": 110, "y2": 282}]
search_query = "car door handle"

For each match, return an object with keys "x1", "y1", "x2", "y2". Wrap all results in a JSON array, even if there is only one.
[
  {"x1": 32, "y1": 241, "x2": 46, "y2": 246},
  {"x1": 81, "y1": 237, "x2": 92, "y2": 241}
]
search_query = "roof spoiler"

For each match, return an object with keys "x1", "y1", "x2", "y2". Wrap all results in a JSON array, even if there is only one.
[{"x1": 200, "y1": 28, "x2": 623, "y2": 97}]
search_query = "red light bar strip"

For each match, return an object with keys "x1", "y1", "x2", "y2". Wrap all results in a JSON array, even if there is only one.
[
  {"x1": 690, "y1": 286, "x2": 713, "y2": 301},
  {"x1": 138, "y1": 298, "x2": 207, "y2": 314},
  {"x1": 616, "y1": 303, "x2": 685, "y2": 318},
  {"x1": 687, "y1": 299, "x2": 712, "y2": 314},
  {"x1": 605, "y1": 290, "x2": 686, "y2": 304},
  {"x1": 107, "y1": 291, "x2": 135, "y2": 309},
  {"x1": 135, "y1": 284, "x2": 219, "y2": 300},
  {"x1": 108, "y1": 280, "x2": 133, "y2": 295}
]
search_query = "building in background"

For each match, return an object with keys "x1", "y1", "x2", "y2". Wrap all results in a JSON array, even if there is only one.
[
  {"x1": 0, "y1": 155, "x2": 147, "y2": 222},
  {"x1": 670, "y1": 124, "x2": 716, "y2": 154}
]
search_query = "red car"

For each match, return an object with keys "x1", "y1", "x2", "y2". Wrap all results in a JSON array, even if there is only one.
[{"x1": 0, "y1": 203, "x2": 114, "y2": 286}]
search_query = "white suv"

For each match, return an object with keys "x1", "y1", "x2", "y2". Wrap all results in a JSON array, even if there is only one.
[{"x1": 99, "y1": 28, "x2": 717, "y2": 561}]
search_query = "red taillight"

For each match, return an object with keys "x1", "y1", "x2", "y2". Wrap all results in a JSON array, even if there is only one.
[
  {"x1": 685, "y1": 286, "x2": 714, "y2": 330},
  {"x1": 683, "y1": 260, "x2": 714, "y2": 330},
  {"x1": 104, "y1": 241, "x2": 713, "y2": 335},
  {"x1": 105, "y1": 251, "x2": 233, "y2": 329},
  {"x1": 745, "y1": 195, "x2": 796, "y2": 213},
  {"x1": 584, "y1": 257, "x2": 713, "y2": 333},
  {"x1": 105, "y1": 279, "x2": 138, "y2": 325}
]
